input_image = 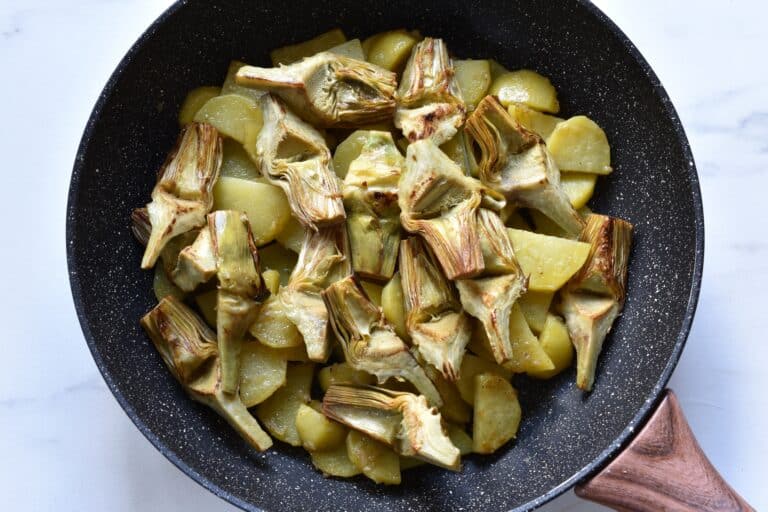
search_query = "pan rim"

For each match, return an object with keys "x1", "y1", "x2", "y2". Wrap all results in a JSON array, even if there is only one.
[{"x1": 65, "y1": 1, "x2": 704, "y2": 511}]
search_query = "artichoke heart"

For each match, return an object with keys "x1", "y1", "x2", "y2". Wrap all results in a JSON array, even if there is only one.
[
  {"x1": 141, "y1": 122, "x2": 222, "y2": 269},
  {"x1": 322, "y1": 384, "x2": 460, "y2": 470},
  {"x1": 131, "y1": 207, "x2": 199, "y2": 279},
  {"x1": 322, "y1": 276, "x2": 443, "y2": 406},
  {"x1": 171, "y1": 225, "x2": 216, "y2": 292},
  {"x1": 561, "y1": 214, "x2": 633, "y2": 391},
  {"x1": 236, "y1": 52, "x2": 397, "y2": 127},
  {"x1": 256, "y1": 94, "x2": 345, "y2": 230},
  {"x1": 455, "y1": 209, "x2": 528, "y2": 365},
  {"x1": 399, "y1": 139, "x2": 504, "y2": 279},
  {"x1": 399, "y1": 237, "x2": 471, "y2": 381},
  {"x1": 141, "y1": 296, "x2": 272, "y2": 450},
  {"x1": 280, "y1": 226, "x2": 352, "y2": 362},
  {"x1": 343, "y1": 131, "x2": 403, "y2": 280},
  {"x1": 466, "y1": 96, "x2": 584, "y2": 236},
  {"x1": 395, "y1": 38, "x2": 466, "y2": 145}
]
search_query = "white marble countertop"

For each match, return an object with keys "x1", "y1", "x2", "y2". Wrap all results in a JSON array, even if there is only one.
[{"x1": 1, "y1": 1, "x2": 766, "y2": 510}]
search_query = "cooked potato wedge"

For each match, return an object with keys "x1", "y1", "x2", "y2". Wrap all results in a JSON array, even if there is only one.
[
  {"x1": 381, "y1": 272, "x2": 408, "y2": 340},
  {"x1": 517, "y1": 290, "x2": 554, "y2": 334},
  {"x1": 212, "y1": 177, "x2": 292, "y2": 246},
  {"x1": 506, "y1": 102, "x2": 563, "y2": 140},
  {"x1": 361, "y1": 281, "x2": 383, "y2": 307},
  {"x1": 507, "y1": 228, "x2": 591, "y2": 292},
  {"x1": 446, "y1": 424, "x2": 473, "y2": 455},
  {"x1": 178, "y1": 86, "x2": 221, "y2": 126},
  {"x1": 220, "y1": 138, "x2": 263, "y2": 181},
  {"x1": 528, "y1": 314, "x2": 574, "y2": 379},
  {"x1": 310, "y1": 443, "x2": 361, "y2": 477},
  {"x1": 547, "y1": 116, "x2": 612, "y2": 174},
  {"x1": 362, "y1": 30, "x2": 419, "y2": 73},
  {"x1": 249, "y1": 295, "x2": 304, "y2": 348},
  {"x1": 194, "y1": 289, "x2": 218, "y2": 328},
  {"x1": 332, "y1": 130, "x2": 371, "y2": 179},
  {"x1": 329, "y1": 38, "x2": 365, "y2": 60},
  {"x1": 261, "y1": 269, "x2": 281, "y2": 295},
  {"x1": 424, "y1": 364, "x2": 471, "y2": 424},
  {"x1": 256, "y1": 363, "x2": 314, "y2": 446},
  {"x1": 317, "y1": 363, "x2": 375, "y2": 392},
  {"x1": 454, "y1": 60, "x2": 491, "y2": 110},
  {"x1": 503, "y1": 304, "x2": 554, "y2": 374},
  {"x1": 296, "y1": 403, "x2": 347, "y2": 451},
  {"x1": 193, "y1": 94, "x2": 263, "y2": 145},
  {"x1": 489, "y1": 69, "x2": 559, "y2": 113},
  {"x1": 456, "y1": 354, "x2": 512, "y2": 405},
  {"x1": 560, "y1": 172, "x2": 598, "y2": 209},
  {"x1": 276, "y1": 216, "x2": 306, "y2": 254},
  {"x1": 270, "y1": 29, "x2": 347, "y2": 65},
  {"x1": 240, "y1": 342, "x2": 288, "y2": 407},
  {"x1": 347, "y1": 430, "x2": 401, "y2": 485},
  {"x1": 472, "y1": 373, "x2": 521, "y2": 454},
  {"x1": 258, "y1": 243, "x2": 298, "y2": 285}
]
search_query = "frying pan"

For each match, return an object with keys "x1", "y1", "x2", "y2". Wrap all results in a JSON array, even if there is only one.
[{"x1": 66, "y1": 1, "x2": 748, "y2": 510}]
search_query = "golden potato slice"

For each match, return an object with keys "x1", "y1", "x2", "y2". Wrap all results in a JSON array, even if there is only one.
[
  {"x1": 332, "y1": 130, "x2": 370, "y2": 179},
  {"x1": 296, "y1": 403, "x2": 347, "y2": 451},
  {"x1": 503, "y1": 304, "x2": 554, "y2": 374},
  {"x1": 472, "y1": 373, "x2": 521, "y2": 454},
  {"x1": 212, "y1": 177, "x2": 291, "y2": 246},
  {"x1": 194, "y1": 289, "x2": 218, "y2": 328},
  {"x1": 507, "y1": 228, "x2": 591, "y2": 292},
  {"x1": 517, "y1": 290, "x2": 554, "y2": 334},
  {"x1": 272, "y1": 344, "x2": 310, "y2": 362},
  {"x1": 507, "y1": 102, "x2": 563, "y2": 140},
  {"x1": 256, "y1": 363, "x2": 314, "y2": 446},
  {"x1": 381, "y1": 272, "x2": 408, "y2": 340},
  {"x1": 488, "y1": 59, "x2": 509, "y2": 80},
  {"x1": 193, "y1": 94, "x2": 263, "y2": 145},
  {"x1": 220, "y1": 138, "x2": 263, "y2": 181},
  {"x1": 153, "y1": 265, "x2": 185, "y2": 302},
  {"x1": 361, "y1": 281, "x2": 383, "y2": 307},
  {"x1": 529, "y1": 209, "x2": 572, "y2": 239},
  {"x1": 560, "y1": 172, "x2": 598, "y2": 209},
  {"x1": 317, "y1": 363, "x2": 375, "y2": 392},
  {"x1": 456, "y1": 354, "x2": 512, "y2": 405},
  {"x1": 249, "y1": 295, "x2": 304, "y2": 348},
  {"x1": 178, "y1": 86, "x2": 221, "y2": 126},
  {"x1": 270, "y1": 29, "x2": 347, "y2": 65},
  {"x1": 527, "y1": 314, "x2": 575, "y2": 379},
  {"x1": 346, "y1": 430, "x2": 401, "y2": 485},
  {"x1": 547, "y1": 116, "x2": 612, "y2": 174},
  {"x1": 310, "y1": 443, "x2": 361, "y2": 478},
  {"x1": 258, "y1": 243, "x2": 298, "y2": 285},
  {"x1": 362, "y1": 30, "x2": 419, "y2": 73},
  {"x1": 329, "y1": 38, "x2": 365, "y2": 60},
  {"x1": 275, "y1": 216, "x2": 306, "y2": 254},
  {"x1": 446, "y1": 424, "x2": 473, "y2": 455},
  {"x1": 454, "y1": 60, "x2": 491, "y2": 110},
  {"x1": 423, "y1": 364, "x2": 471, "y2": 424},
  {"x1": 240, "y1": 342, "x2": 288, "y2": 407},
  {"x1": 261, "y1": 269, "x2": 281, "y2": 295},
  {"x1": 489, "y1": 69, "x2": 559, "y2": 113}
]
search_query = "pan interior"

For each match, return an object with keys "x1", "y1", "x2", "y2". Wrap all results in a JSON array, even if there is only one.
[{"x1": 67, "y1": 1, "x2": 702, "y2": 511}]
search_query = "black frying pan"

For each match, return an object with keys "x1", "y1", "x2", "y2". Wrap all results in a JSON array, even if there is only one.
[{"x1": 67, "y1": 1, "x2": 714, "y2": 510}]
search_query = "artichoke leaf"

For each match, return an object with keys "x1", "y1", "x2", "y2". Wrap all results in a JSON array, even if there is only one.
[
  {"x1": 171, "y1": 225, "x2": 216, "y2": 292},
  {"x1": 237, "y1": 52, "x2": 397, "y2": 127},
  {"x1": 322, "y1": 385, "x2": 460, "y2": 470},
  {"x1": 141, "y1": 123, "x2": 222, "y2": 269},
  {"x1": 131, "y1": 207, "x2": 199, "y2": 279},
  {"x1": 256, "y1": 94, "x2": 345, "y2": 230},
  {"x1": 140, "y1": 296, "x2": 272, "y2": 451},
  {"x1": 466, "y1": 96, "x2": 583, "y2": 236},
  {"x1": 322, "y1": 276, "x2": 442, "y2": 406},
  {"x1": 395, "y1": 38, "x2": 466, "y2": 145}
]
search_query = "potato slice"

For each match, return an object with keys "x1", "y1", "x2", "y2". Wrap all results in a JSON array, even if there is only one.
[
  {"x1": 261, "y1": 269, "x2": 281, "y2": 295},
  {"x1": 329, "y1": 39, "x2": 365, "y2": 60},
  {"x1": 440, "y1": 129, "x2": 478, "y2": 177},
  {"x1": 561, "y1": 172, "x2": 598, "y2": 209},
  {"x1": 318, "y1": 363, "x2": 375, "y2": 392},
  {"x1": 220, "y1": 138, "x2": 263, "y2": 181},
  {"x1": 547, "y1": 116, "x2": 612, "y2": 174},
  {"x1": 153, "y1": 265, "x2": 185, "y2": 302},
  {"x1": 178, "y1": 86, "x2": 221, "y2": 126},
  {"x1": 456, "y1": 354, "x2": 512, "y2": 405},
  {"x1": 272, "y1": 344, "x2": 310, "y2": 362},
  {"x1": 296, "y1": 403, "x2": 347, "y2": 451},
  {"x1": 346, "y1": 430, "x2": 401, "y2": 485},
  {"x1": 362, "y1": 30, "x2": 419, "y2": 73},
  {"x1": 193, "y1": 94, "x2": 263, "y2": 145},
  {"x1": 270, "y1": 29, "x2": 347, "y2": 65},
  {"x1": 503, "y1": 304, "x2": 554, "y2": 374},
  {"x1": 257, "y1": 243, "x2": 298, "y2": 285},
  {"x1": 529, "y1": 209, "x2": 572, "y2": 239},
  {"x1": 381, "y1": 272, "x2": 408, "y2": 340},
  {"x1": 424, "y1": 364, "x2": 471, "y2": 424},
  {"x1": 275, "y1": 216, "x2": 305, "y2": 254},
  {"x1": 256, "y1": 363, "x2": 313, "y2": 446},
  {"x1": 212, "y1": 176, "x2": 292, "y2": 246},
  {"x1": 517, "y1": 290, "x2": 554, "y2": 334},
  {"x1": 488, "y1": 59, "x2": 509, "y2": 80},
  {"x1": 528, "y1": 314, "x2": 575, "y2": 379},
  {"x1": 447, "y1": 424, "x2": 473, "y2": 455},
  {"x1": 240, "y1": 342, "x2": 288, "y2": 407},
  {"x1": 489, "y1": 69, "x2": 559, "y2": 113},
  {"x1": 506, "y1": 102, "x2": 563, "y2": 140},
  {"x1": 361, "y1": 281, "x2": 383, "y2": 307},
  {"x1": 310, "y1": 442, "x2": 361, "y2": 478},
  {"x1": 249, "y1": 295, "x2": 304, "y2": 348},
  {"x1": 454, "y1": 60, "x2": 491, "y2": 110},
  {"x1": 194, "y1": 289, "x2": 218, "y2": 328},
  {"x1": 472, "y1": 373, "x2": 521, "y2": 454},
  {"x1": 332, "y1": 130, "x2": 370, "y2": 179},
  {"x1": 507, "y1": 228, "x2": 591, "y2": 292}
]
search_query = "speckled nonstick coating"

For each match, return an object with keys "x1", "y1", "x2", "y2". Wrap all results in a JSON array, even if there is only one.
[{"x1": 66, "y1": 1, "x2": 703, "y2": 511}]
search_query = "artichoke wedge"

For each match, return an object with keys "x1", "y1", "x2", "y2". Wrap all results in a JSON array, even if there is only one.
[
  {"x1": 343, "y1": 131, "x2": 403, "y2": 280},
  {"x1": 322, "y1": 276, "x2": 442, "y2": 406},
  {"x1": 141, "y1": 296, "x2": 272, "y2": 450},
  {"x1": 560, "y1": 214, "x2": 633, "y2": 391},
  {"x1": 399, "y1": 237, "x2": 471, "y2": 381},
  {"x1": 466, "y1": 96, "x2": 584, "y2": 236},
  {"x1": 455, "y1": 209, "x2": 528, "y2": 365},
  {"x1": 256, "y1": 94, "x2": 345, "y2": 230},
  {"x1": 395, "y1": 38, "x2": 466, "y2": 145},
  {"x1": 399, "y1": 139, "x2": 505, "y2": 279},
  {"x1": 171, "y1": 225, "x2": 216, "y2": 292},
  {"x1": 236, "y1": 53, "x2": 397, "y2": 127},
  {"x1": 323, "y1": 385, "x2": 460, "y2": 470},
  {"x1": 131, "y1": 207, "x2": 198, "y2": 279},
  {"x1": 141, "y1": 122, "x2": 222, "y2": 269},
  {"x1": 280, "y1": 226, "x2": 352, "y2": 362}
]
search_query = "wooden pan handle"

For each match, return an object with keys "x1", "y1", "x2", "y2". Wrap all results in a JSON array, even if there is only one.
[{"x1": 575, "y1": 389, "x2": 753, "y2": 511}]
